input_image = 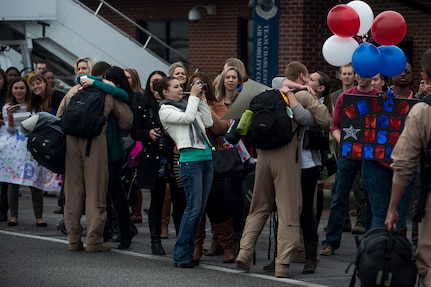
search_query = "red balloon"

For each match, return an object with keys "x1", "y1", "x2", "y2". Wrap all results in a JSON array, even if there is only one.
[
  {"x1": 371, "y1": 11, "x2": 407, "y2": 45},
  {"x1": 327, "y1": 4, "x2": 360, "y2": 37}
]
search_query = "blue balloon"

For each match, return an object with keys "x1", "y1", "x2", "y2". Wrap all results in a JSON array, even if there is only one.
[
  {"x1": 352, "y1": 43, "x2": 382, "y2": 78},
  {"x1": 378, "y1": 45, "x2": 407, "y2": 77}
]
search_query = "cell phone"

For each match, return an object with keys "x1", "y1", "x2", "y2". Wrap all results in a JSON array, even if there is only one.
[{"x1": 10, "y1": 104, "x2": 21, "y2": 110}]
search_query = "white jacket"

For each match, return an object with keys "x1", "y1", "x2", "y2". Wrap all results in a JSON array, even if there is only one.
[{"x1": 159, "y1": 96, "x2": 213, "y2": 150}]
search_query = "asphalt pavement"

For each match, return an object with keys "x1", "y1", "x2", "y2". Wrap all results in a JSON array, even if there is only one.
[{"x1": 0, "y1": 185, "x2": 416, "y2": 287}]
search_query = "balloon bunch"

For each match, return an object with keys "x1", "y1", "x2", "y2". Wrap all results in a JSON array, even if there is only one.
[{"x1": 322, "y1": 0, "x2": 407, "y2": 78}]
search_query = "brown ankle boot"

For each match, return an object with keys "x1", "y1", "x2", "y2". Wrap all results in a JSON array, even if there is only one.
[
  {"x1": 131, "y1": 189, "x2": 142, "y2": 223},
  {"x1": 212, "y1": 218, "x2": 235, "y2": 263},
  {"x1": 205, "y1": 234, "x2": 222, "y2": 256},
  {"x1": 160, "y1": 188, "x2": 171, "y2": 239},
  {"x1": 193, "y1": 217, "x2": 206, "y2": 263}
]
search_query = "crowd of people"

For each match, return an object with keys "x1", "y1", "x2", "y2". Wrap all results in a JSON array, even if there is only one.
[{"x1": 1, "y1": 49, "x2": 431, "y2": 284}]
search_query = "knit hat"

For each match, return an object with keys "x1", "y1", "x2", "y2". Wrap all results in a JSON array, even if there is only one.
[{"x1": 20, "y1": 114, "x2": 39, "y2": 136}]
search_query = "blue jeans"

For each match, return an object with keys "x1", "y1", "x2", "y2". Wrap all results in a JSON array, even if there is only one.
[
  {"x1": 362, "y1": 160, "x2": 415, "y2": 231},
  {"x1": 323, "y1": 158, "x2": 362, "y2": 250},
  {"x1": 173, "y1": 160, "x2": 213, "y2": 264}
]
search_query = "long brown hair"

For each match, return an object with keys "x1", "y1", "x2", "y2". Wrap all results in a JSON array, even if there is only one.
[
  {"x1": 215, "y1": 66, "x2": 243, "y2": 103},
  {"x1": 316, "y1": 71, "x2": 333, "y2": 116},
  {"x1": 28, "y1": 74, "x2": 52, "y2": 112},
  {"x1": 188, "y1": 71, "x2": 217, "y2": 104},
  {"x1": 6, "y1": 78, "x2": 31, "y2": 110},
  {"x1": 125, "y1": 68, "x2": 144, "y2": 95}
]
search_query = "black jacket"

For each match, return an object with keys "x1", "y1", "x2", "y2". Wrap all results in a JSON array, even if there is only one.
[{"x1": 130, "y1": 101, "x2": 174, "y2": 189}]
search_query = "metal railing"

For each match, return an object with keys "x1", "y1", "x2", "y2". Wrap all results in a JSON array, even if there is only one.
[{"x1": 78, "y1": 0, "x2": 201, "y2": 72}]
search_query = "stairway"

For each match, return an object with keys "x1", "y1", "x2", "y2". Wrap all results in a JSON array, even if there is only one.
[{"x1": 0, "y1": 0, "x2": 171, "y2": 85}]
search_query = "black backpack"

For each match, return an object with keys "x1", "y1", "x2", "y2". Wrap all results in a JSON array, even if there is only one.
[
  {"x1": 25, "y1": 113, "x2": 66, "y2": 174},
  {"x1": 348, "y1": 228, "x2": 417, "y2": 287},
  {"x1": 61, "y1": 86, "x2": 106, "y2": 155},
  {"x1": 247, "y1": 89, "x2": 297, "y2": 149}
]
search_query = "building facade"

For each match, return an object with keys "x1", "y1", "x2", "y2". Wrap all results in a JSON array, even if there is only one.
[{"x1": 81, "y1": 0, "x2": 431, "y2": 91}]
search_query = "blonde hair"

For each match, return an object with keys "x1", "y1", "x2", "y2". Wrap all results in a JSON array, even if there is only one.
[
  {"x1": 215, "y1": 66, "x2": 243, "y2": 102},
  {"x1": 74, "y1": 57, "x2": 95, "y2": 75},
  {"x1": 168, "y1": 61, "x2": 188, "y2": 90},
  {"x1": 224, "y1": 58, "x2": 247, "y2": 80},
  {"x1": 168, "y1": 61, "x2": 187, "y2": 77}
]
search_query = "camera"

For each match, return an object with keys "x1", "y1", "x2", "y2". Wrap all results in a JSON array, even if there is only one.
[
  {"x1": 156, "y1": 129, "x2": 166, "y2": 150},
  {"x1": 200, "y1": 82, "x2": 208, "y2": 90}
]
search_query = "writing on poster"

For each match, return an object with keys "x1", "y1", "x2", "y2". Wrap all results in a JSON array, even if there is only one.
[
  {"x1": 0, "y1": 125, "x2": 61, "y2": 192},
  {"x1": 340, "y1": 94, "x2": 419, "y2": 161}
]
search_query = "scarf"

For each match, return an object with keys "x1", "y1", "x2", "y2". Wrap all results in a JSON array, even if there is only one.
[{"x1": 160, "y1": 99, "x2": 205, "y2": 146}]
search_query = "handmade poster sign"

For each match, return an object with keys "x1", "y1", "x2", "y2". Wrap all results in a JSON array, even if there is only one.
[
  {"x1": 340, "y1": 94, "x2": 419, "y2": 161},
  {"x1": 0, "y1": 125, "x2": 62, "y2": 192}
]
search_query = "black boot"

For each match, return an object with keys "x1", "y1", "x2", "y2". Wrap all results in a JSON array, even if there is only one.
[
  {"x1": 118, "y1": 224, "x2": 138, "y2": 250},
  {"x1": 303, "y1": 236, "x2": 318, "y2": 274},
  {"x1": 148, "y1": 209, "x2": 165, "y2": 255}
]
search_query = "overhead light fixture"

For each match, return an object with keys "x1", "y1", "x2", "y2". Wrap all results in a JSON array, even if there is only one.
[{"x1": 188, "y1": 4, "x2": 216, "y2": 23}]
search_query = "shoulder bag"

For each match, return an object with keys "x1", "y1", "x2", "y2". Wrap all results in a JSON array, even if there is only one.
[{"x1": 212, "y1": 146, "x2": 244, "y2": 176}]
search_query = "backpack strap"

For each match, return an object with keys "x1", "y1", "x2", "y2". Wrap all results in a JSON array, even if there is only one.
[
  {"x1": 348, "y1": 263, "x2": 357, "y2": 287},
  {"x1": 347, "y1": 235, "x2": 361, "y2": 287},
  {"x1": 279, "y1": 91, "x2": 294, "y2": 118},
  {"x1": 279, "y1": 89, "x2": 306, "y2": 163},
  {"x1": 280, "y1": 90, "x2": 290, "y2": 105},
  {"x1": 380, "y1": 230, "x2": 395, "y2": 286}
]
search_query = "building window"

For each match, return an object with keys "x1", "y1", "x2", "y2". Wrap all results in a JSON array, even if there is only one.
[{"x1": 138, "y1": 20, "x2": 189, "y2": 64}]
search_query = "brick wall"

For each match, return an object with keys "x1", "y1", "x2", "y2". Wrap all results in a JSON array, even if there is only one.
[{"x1": 80, "y1": 0, "x2": 431, "y2": 91}]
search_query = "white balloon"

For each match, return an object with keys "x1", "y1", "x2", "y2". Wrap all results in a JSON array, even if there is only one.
[
  {"x1": 322, "y1": 35, "x2": 359, "y2": 67},
  {"x1": 347, "y1": 0, "x2": 374, "y2": 36}
]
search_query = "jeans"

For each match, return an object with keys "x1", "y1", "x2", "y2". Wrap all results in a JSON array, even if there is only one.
[
  {"x1": 173, "y1": 160, "x2": 213, "y2": 264},
  {"x1": 323, "y1": 158, "x2": 362, "y2": 250},
  {"x1": 362, "y1": 160, "x2": 415, "y2": 231}
]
